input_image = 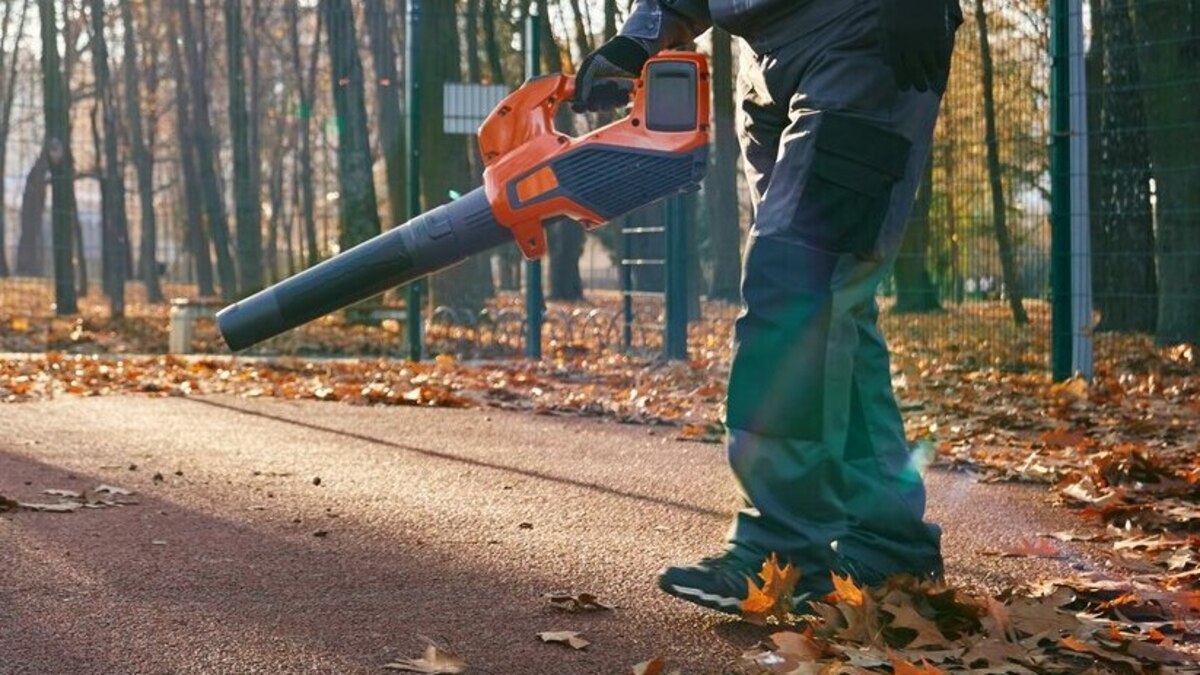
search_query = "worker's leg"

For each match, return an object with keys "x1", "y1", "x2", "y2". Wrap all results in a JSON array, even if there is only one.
[{"x1": 723, "y1": 0, "x2": 949, "y2": 586}]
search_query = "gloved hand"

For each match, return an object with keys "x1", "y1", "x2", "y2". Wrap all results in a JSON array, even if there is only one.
[
  {"x1": 572, "y1": 36, "x2": 650, "y2": 113},
  {"x1": 881, "y1": 0, "x2": 959, "y2": 94}
]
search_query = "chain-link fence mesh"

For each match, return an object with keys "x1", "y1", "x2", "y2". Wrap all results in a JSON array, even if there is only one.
[{"x1": 0, "y1": 1, "x2": 1195, "y2": 366}]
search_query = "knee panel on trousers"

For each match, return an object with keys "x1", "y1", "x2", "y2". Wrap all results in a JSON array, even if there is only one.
[
  {"x1": 792, "y1": 113, "x2": 912, "y2": 256},
  {"x1": 726, "y1": 236, "x2": 840, "y2": 439}
]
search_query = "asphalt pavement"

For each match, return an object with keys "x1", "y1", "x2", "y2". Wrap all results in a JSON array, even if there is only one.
[{"x1": 0, "y1": 395, "x2": 1122, "y2": 674}]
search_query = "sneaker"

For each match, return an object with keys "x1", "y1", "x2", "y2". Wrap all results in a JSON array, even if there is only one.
[
  {"x1": 657, "y1": 553, "x2": 818, "y2": 615},
  {"x1": 832, "y1": 549, "x2": 945, "y2": 588}
]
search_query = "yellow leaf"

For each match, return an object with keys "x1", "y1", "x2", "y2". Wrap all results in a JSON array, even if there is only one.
[
  {"x1": 741, "y1": 553, "x2": 801, "y2": 625},
  {"x1": 830, "y1": 573, "x2": 865, "y2": 607}
]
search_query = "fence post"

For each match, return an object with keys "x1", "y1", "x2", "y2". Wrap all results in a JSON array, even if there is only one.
[
  {"x1": 404, "y1": 0, "x2": 424, "y2": 361},
  {"x1": 523, "y1": 10, "x2": 544, "y2": 360},
  {"x1": 1049, "y1": 0, "x2": 1072, "y2": 381},
  {"x1": 664, "y1": 194, "x2": 688, "y2": 361},
  {"x1": 1067, "y1": 0, "x2": 1094, "y2": 379}
]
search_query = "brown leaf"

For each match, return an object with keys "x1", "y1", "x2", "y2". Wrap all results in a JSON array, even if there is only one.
[
  {"x1": 883, "y1": 602, "x2": 948, "y2": 649},
  {"x1": 741, "y1": 553, "x2": 801, "y2": 625},
  {"x1": 537, "y1": 631, "x2": 589, "y2": 650},
  {"x1": 1058, "y1": 635, "x2": 1099, "y2": 655},
  {"x1": 18, "y1": 501, "x2": 82, "y2": 513},
  {"x1": 543, "y1": 592, "x2": 612, "y2": 613},
  {"x1": 382, "y1": 642, "x2": 467, "y2": 674},
  {"x1": 631, "y1": 658, "x2": 681, "y2": 675},
  {"x1": 889, "y1": 652, "x2": 945, "y2": 675},
  {"x1": 1001, "y1": 538, "x2": 1061, "y2": 559}
]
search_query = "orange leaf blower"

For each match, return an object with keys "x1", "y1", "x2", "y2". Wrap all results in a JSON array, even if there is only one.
[{"x1": 218, "y1": 53, "x2": 710, "y2": 351}]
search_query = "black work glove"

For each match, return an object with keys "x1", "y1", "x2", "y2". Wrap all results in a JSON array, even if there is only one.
[
  {"x1": 572, "y1": 36, "x2": 649, "y2": 113},
  {"x1": 881, "y1": 0, "x2": 959, "y2": 95}
]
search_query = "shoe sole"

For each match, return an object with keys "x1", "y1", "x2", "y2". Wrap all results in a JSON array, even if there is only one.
[{"x1": 658, "y1": 578, "x2": 814, "y2": 616}]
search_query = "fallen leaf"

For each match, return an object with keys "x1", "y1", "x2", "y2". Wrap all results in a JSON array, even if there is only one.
[
  {"x1": 830, "y1": 573, "x2": 865, "y2": 607},
  {"x1": 1002, "y1": 538, "x2": 1061, "y2": 559},
  {"x1": 383, "y1": 641, "x2": 467, "y2": 674},
  {"x1": 18, "y1": 501, "x2": 82, "y2": 513},
  {"x1": 94, "y1": 484, "x2": 133, "y2": 496},
  {"x1": 1058, "y1": 635, "x2": 1099, "y2": 655},
  {"x1": 889, "y1": 652, "x2": 945, "y2": 675},
  {"x1": 42, "y1": 489, "x2": 82, "y2": 499},
  {"x1": 741, "y1": 553, "x2": 801, "y2": 625},
  {"x1": 543, "y1": 592, "x2": 612, "y2": 613},
  {"x1": 883, "y1": 602, "x2": 947, "y2": 649},
  {"x1": 631, "y1": 658, "x2": 679, "y2": 675},
  {"x1": 537, "y1": 631, "x2": 589, "y2": 650}
]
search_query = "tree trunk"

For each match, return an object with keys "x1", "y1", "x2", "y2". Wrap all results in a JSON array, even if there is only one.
[
  {"x1": 226, "y1": 0, "x2": 264, "y2": 296},
  {"x1": 1089, "y1": 0, "x2": 1157, "y2": 334},
  {"x1": 265, "y1": 136, "x2": 286, "y2": 283},
  {"x1": 16, "y1": 152, "x2": 48, "y2": 276},
  {"x1": 604, "y1": 0, "x2": 618, "y2": 39},
  {"x1": 180, "y1": 0, "x2": 237, "y2": 299},
  {"x1": 364, "y1": 0, "x2": 406, "y2": 230},
  {"x1": 0, "y1": 0, "x2": 29, "y2": 278},
  {"x1": 484, "y1": 0, "x2": 521, "y2": 290},
  {"x1": 289, "y1": 0, "x2": 321, "y2": 267},
  {"x1": 120, "y1": 0, "x2": 162, "y2": 302},
  {"x1": 974, "y1": 0, "x2": 1027, "y2": 325},
  {"x1": 38, "y1": 0, "x2": 78, "y2": 314},
  {"x1": 706, "y1": 28, "x2": 741, "y2": 302},
  {"x1": 167, "y1": 13, "x2": 215, "y2": 296},
  {"x1": 422, "y1": 2, "x2": 493, "y2": 312},
  {"x1": 894, "y1": 154, "x2": 941, "y2": 313},
  {"x1": 323, "y1": 0, "x2": 382, "y2": 251},
  {"x1": 90, "y1": 0, "x2": 128, "y2": 317},
  {"x1": 1130, "y1": 0, "x2": 1200, "y2": 345}
]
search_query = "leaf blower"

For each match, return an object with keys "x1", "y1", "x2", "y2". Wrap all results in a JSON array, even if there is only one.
[{"x1": 217, "y1": 53, "x2": 710, "y2": 352}]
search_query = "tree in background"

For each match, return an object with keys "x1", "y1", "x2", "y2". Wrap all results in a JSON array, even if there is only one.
[
  {"x1": 422, "y1": 0, "x2": 493, "y2": 312},
  {"x1": 289, "y1": 0, "x2": 322, "y2": 268},
  {"x1": 121, "y1": 0, "x2": 163, "y2": 303},
  {"x1": 37, "y1": 0, "x2": 77, "y2": 314},
  {"x1": 894, "y1": 156, "x2": 942, "y2": 313},
  {"x1": 322, "y1": 0, "x2": 382, "y2": 252},
  {"x1": 973, "y1": 0, "x2": 1028, "y2": 324},
  {"x1": 90, "y1": 0, "x2": 129, "y2": 317},
  {"x1": 0, "y1": 0, "x2": 28, "y2": 278},
  {"x1": 227, "y1": 0, "x2": 264, "y2": 297},
  {"x1": 1130, "y1": 0, "x2": 1200, "y2": 345},
  {"x1": 364, "y1": 0, "x2": 407, "y2": 233},
  {"x1": 180, "y1": 0, "x2": 237, "y2": 300},
  {"x1": 167, "y1": 12, "x2": 216, "y2": 297}
]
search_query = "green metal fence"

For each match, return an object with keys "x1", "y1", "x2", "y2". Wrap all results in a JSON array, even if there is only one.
[{"x1": 0, "y1": 0, "x2": 1195, "y2": 369}]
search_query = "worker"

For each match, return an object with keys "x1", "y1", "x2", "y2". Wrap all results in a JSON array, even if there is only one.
[{"x1": 573, "y1": 0, "x2": 962, "y2": 613}]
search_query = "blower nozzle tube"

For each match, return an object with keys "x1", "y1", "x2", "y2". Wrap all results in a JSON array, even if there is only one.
[{"x1": 217, "y1": 187, "x2": 511, "y2": 351}]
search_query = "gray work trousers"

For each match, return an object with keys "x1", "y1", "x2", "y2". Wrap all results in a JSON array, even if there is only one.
[{"x1": 721, "y1": 0, "x2": 950, "y2": 593}]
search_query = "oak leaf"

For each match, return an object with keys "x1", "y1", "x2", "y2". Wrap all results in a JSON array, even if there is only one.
[
  {"x1": 889, "y1": 652, "x2": 944, "y2": 675},
  {"x1": 882, "y1": 602, "x2": 947, "y2": 649},
  {"x1": 741, "y1": 553, "x2": 801, "y2": 625},
  {"x1": 382, "y1": 642, "x2": 466, "y2": 674},
  {"x1": 537, "y1": 631, "x2": 589, "y2": 650}
]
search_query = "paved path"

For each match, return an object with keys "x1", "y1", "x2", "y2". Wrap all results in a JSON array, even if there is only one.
[{"x1": 1, "y1": 396, "x2": 1115, "y2": 674}]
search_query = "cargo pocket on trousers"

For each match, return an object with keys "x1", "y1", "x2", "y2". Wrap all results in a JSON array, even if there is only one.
[{"x1": 792, "y1": 112, "x2": 912, "y2": 256}]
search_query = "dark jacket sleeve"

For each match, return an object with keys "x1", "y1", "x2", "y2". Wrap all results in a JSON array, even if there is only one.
[{"x1": 620, "y1": 0, "x2": 713, "y2": 53}]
